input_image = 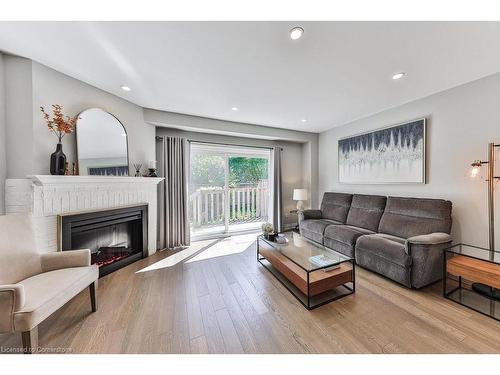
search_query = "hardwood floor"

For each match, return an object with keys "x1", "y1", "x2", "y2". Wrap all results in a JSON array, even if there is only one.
[{"x1": 1, "y1": 236, "x2": 499, "y2": 354}]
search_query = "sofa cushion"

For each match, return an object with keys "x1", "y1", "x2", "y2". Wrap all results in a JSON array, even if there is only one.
[
  {"x1": 378, "y1": 196, "x2": 452, "y2": 239},
  {"x1": 300, "y1": 219, "x2": 342, "y2": 244},
  {"x1": 323, "y1": 225, "x2": 374, "y2": 258},
  {"x1": 13, "y1": 265, "x2": 98, "y2": 331},
  {"x1": 300, "y1": 219, "x2": 342, "y2": 235},
  {"x1": 320, "y1": 192, "x2": 353, "y2": 223},
  {"x1": 355, "y1": 233, "x2": 412, "y2": 268},
  {"x1": 346, "y1": 194, "x2": 387, "y2": 231},
  {"x1": 324, "y1": 225, "x2": 374, "y2": 246}
]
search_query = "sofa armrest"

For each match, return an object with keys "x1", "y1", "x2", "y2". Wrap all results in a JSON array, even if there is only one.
[
  {"x1": 41, "y1": 249, "x2": 91, "y2": 273},
  {"x1": 0, "y1": 284, "x2": 25, "y2": 333},
  {"x1": 298, "y1": 209, "x2": 322, "y2": 224},
  {"x1": 405, "y1": 233, "x2": 452, "y2": 289},
  {"x1": 406, "y1": 232, "x2": 452, "y2": 248}
]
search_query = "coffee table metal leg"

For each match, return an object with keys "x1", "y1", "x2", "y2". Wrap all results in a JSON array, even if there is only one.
[
  {"x1": 352, "y1": 261, "x2": 356, "y2": 292},
  {"x1": 442, "y1": 251, "x2": 446, "y2": 297},
  {"x1": 307, "y1": 271, "x2": 311, "y2": 310},
  {"x1": 256, "y1": 236, "x2": 259, "y2": 261}
]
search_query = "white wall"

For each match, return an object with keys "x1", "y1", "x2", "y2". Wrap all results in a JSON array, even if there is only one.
[
  {"x1": 4, "y1": 55, "x2": 34, "y2": 179},
  {"x1": 31, "y1": 62, "x2": 155, "y2": 175},
  {"x1": 1, "y1": 56, "x2": 316, "y2": 226},
  {"x1": 1, "y1": 56, "x2": 155, "y2": 182},
  {"x1": 319, "y1": 71, "x2": 500, "y2": 249},
  {"x1": 156, "y1": 127, "x2": 304, "y2": 230},
  {"x1": 0, "y1": 53, "x2": 6, "y2": 214},
  {"x1": 146, "y1": 108, "x2": 319, "y2": 209}
]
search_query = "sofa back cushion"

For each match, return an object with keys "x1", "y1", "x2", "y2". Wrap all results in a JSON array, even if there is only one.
[
  {"x1": 378, "y1": 197, "x2": 452, "y2": 239},
  {"x1": 0, "y1": 214, "x2": 41, "y2": 284},
  {"x1": 320, "y1": 192, "x2": 353, "y2": 223},
  {"x1": 346, "y1": 194, "x2": 387, "y2": 231}
]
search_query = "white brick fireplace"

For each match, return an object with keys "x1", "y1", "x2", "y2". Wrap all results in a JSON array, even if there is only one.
[{"x1": 5, "y1": 175, "x2": 163, "y2": 255}]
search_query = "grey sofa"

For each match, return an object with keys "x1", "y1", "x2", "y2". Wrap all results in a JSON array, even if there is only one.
[{"x1": 298, "y1": 192, "x2": 452, "y2": 289}]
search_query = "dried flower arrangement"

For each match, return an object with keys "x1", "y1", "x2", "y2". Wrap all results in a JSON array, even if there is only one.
[{"x1": 40, "y1": 104, "x2": 79, "y2": 143}]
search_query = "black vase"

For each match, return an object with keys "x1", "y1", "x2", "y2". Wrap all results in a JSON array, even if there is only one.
[{"x1": 50, "y1": 142, "x2": 66, "y2": 175}]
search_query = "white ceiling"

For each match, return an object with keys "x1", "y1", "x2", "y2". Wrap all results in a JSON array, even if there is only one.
[{"x1": 2, "y1": 21, "x2": 500, "y2": 133}]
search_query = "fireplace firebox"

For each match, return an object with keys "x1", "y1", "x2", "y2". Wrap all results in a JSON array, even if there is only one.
[{"x1": 59, "y1": 205, "x2": 148, "y2": 277}]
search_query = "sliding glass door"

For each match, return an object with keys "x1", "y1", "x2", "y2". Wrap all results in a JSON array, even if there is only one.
[{"x1": 188, "y1": 143, "x2": 271, "y2": 239}]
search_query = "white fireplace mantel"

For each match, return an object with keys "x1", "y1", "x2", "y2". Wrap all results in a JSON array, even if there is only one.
[
  {"x1": 6, "y1": 175, "x2": 164, "y2": 255},
  {"x1": 29, "y1": 175, "x2": 164, "y2": 186}
]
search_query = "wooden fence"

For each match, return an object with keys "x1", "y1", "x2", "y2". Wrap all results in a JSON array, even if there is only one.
[{"x1": 188, "y1": 187, "x2": 269, "y2": 227}]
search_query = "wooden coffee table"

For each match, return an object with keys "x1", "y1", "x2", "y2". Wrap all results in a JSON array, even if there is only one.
[{"x1": 257, "y1": 231, "x2": 355, "y2": 310}]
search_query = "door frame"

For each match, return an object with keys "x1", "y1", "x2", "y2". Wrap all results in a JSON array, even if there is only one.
[{"x1": 189, "y1": 142, "x2": 272, "y2": 241}]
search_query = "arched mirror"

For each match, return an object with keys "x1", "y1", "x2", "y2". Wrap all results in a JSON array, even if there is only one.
[{"x1": 76, "y1": 108, "x2": 129, "y2": 176}]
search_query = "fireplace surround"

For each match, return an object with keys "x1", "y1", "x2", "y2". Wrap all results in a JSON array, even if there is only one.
[
  {"x1": 5, "y1": 175, "x2": 163, "y2": 255},
  {"x1": 59, "y1": 205, "x2": 148, "y2": 277}
]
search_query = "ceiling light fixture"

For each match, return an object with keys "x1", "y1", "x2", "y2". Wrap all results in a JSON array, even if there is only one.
[
  {"x1": 120, "y1": 85, "x2": 131, "y2": 91},
  {"x1": 290, "y1": 27, "x2": 304, "y2": 40},
  {"x1": 392, "y1": 72, "x2": 405, "y2": 80},
  {"x1": 231, "y1": 106, "x2": 239, "y2": 111},
  {"x1": 301, "y1": 119, "x2": 307, "y2": 123}
]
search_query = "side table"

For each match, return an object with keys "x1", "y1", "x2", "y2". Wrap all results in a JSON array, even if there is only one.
[{"x1": 443, "y1": 243, "x2": 500, "y2": 321}]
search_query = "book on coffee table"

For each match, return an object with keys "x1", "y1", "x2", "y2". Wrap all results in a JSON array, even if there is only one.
[{"x1": 309, "y1": 254, "x2": 341, "y2": 272}]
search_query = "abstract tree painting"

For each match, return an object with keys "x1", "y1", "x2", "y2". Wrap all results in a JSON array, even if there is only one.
[{"x1": 338, "y1": 119, "x2": 426, "y2": 184}]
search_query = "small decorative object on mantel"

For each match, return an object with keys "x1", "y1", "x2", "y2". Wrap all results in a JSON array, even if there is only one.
[
  {"x1": 133, "y1": 163, "x2": 143, "y2": 177},
  {"x1": 262, "y1": 222, "x2": 277, "y2": 241},
  {"x1": 40, "y1": 104, "x2": 79, "y2": 175},
  {"x1": 147, "y1": 160, "x2": 158, "y2": 177}
]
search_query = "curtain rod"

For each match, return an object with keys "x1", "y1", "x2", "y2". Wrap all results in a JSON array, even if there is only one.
[
  {"x1": 156, "y1": 136, "x2": 283, "y2": 151},
  {"x1": 188, "y1": 139, "x2": 278, "y2": 150}
]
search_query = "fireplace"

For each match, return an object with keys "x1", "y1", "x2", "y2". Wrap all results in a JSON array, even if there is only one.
[{"x1": 59, "y1": 205, "x2": 148, "y2": 277}]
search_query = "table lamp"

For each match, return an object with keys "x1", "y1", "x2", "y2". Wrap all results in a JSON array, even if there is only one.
[{"x1": 293, "y1": 188, "x2": 308, "y2": 210}]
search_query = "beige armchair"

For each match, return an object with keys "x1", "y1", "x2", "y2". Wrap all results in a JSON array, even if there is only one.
[{"x1": 0, "y1": 214, "x2": 98, "y2": 353}]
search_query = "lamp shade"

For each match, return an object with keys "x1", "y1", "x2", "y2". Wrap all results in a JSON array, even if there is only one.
[
  {"x1": 466, "y1": 160, "x2": 484, "y2": 180},
  {"x1": 293, "y1": 189, "x2": 308, "y2": 201}
]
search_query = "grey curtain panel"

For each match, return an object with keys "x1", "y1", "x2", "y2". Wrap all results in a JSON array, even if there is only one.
[
  {"x1": 157, "y1": 136, "x2": 190, "y2": 249},
  {"x1": 272, "y1": 147, "x2": 283, "y2": 233}
]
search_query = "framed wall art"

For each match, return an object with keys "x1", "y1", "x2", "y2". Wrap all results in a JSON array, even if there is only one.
[{"x1": 338, "y1": 118, "x2": 426, "y2": 184}]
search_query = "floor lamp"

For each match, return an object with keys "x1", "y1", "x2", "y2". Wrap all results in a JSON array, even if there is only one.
[{"x1": 468, "y1": 142, "x2": 500, "y2": 300}]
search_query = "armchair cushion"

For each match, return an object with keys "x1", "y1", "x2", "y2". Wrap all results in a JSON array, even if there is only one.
[
  {"x1": 41, "y1": 249, "x2": 91, "y2": 273},
  {"x1": 0, "y1": 285, "x2": 25, "y2": 332},
  {"x1": 13, "y1": 265, "x2": 98, "y2": 332},
  {"x1": 0, "y1": 214, "x2": 41, "y2": 285}
]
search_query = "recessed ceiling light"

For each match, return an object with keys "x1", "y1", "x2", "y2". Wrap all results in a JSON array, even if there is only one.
[
  {"x1": 290, "y1": 27, "x2": 304, "y2": 40},
  {"x1": 231, "y1": 106, "x2": 239, "y2": 111},
  {"x1": 120, "y1": 85, "x2": 131, "y2": 91},
  {"x1": 301, "y1": 119, "x2": 307, "y2": 123},
  {"x1": 392, "y1": 72, "x2": 405, "y2": 80}
]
